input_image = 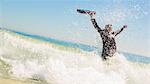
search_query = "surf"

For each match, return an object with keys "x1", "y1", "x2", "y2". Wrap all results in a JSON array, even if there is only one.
[{"x1": 0, "y1": 28, "x2": 150, "y2": 84}]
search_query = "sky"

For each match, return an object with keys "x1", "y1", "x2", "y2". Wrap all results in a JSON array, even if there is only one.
[{"x1": 0, "y1": 0, "x2": 150, "y2": 56}]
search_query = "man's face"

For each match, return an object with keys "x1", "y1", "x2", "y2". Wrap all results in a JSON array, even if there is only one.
[
  {"x1": 108, "y1": 27, "x2": 112, "y2": 32},
  {"x1": 105, "y1": 24, "x2": 112, "y2": 32}
]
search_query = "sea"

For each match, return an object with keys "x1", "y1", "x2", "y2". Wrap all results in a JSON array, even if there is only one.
[{"x1": 0, "y1": 28, "x2": 150, "y2": 84}]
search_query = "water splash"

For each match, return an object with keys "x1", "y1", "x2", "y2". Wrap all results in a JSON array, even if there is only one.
[{"x1": 0, "y1": 29, "x2": 150, "y2": 84}]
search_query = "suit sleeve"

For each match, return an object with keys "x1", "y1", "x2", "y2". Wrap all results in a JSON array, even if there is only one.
[
  {"x1": 91, "y1": 19, "x2": 102, "y2": 32},
  {"x1": 113, "y1": 28, "x2": 124, "y2": 36}
]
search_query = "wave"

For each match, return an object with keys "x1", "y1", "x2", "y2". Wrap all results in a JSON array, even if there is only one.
[{"x1": 0, "y1": 29, "x2": 150, "y2": 84}]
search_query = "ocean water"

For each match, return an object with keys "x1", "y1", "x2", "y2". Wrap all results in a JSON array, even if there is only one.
[{"x1": 0, "y1": 28, "x2": 150, "y2": 84}]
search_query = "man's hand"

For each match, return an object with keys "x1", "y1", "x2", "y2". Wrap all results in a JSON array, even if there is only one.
[
  {"x1": 88, "y1": 11, "x2": 96, "y2": 19},
  {"x1": 123, "y1": 25, "x2": 127, "y2": 28}
]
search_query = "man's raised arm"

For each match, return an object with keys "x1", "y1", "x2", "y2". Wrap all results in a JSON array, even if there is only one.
[
  {"x1": 113, "y1": 25, "x2": 127, "y2": 36},
  {"x1": 89, "y1": 13, "x2": 102, "y2": 32}
]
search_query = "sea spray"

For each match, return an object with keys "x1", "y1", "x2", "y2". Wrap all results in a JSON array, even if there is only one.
[{"x1": 0, "y1": 29, "x2": 150, "y2": 84}]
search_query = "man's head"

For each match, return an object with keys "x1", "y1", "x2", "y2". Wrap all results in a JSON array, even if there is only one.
[{"x1": 105, "y1": 24, "x2": 112, "y2": 32}]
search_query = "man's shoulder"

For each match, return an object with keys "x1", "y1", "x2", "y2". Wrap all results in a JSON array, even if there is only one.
[{"x1": 98, "y1": 29, "x2": 104, "y2": 32}]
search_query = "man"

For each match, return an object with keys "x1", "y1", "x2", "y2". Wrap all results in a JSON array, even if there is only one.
[{"x1": 88, "y1": 11, "x2": 127, "y2": 60}]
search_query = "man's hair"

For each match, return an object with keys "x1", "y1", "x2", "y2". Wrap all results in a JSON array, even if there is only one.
[{"x1": 105, "y1": 24, "x2": 112, "y2": 29}]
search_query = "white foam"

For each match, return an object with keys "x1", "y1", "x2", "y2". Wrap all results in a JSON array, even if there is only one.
[{"x1": 0, "y1": 30, "x2": 150, "y2": 84}]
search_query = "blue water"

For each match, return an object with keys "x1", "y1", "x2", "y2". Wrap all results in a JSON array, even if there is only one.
[
  {"x1": 10, "y1": 29, "x2": 97, "y2": 52},
  {"x1": 122, "y1": 52, "x2": 150, "y2": 64},
  {"x1": 5, "y1": 29, "x2": 150, "y2": 64}
]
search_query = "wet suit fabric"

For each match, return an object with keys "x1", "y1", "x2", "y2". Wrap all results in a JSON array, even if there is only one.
[{"x1": 91, "y1": 19, "x2": 124, "y2": 60}]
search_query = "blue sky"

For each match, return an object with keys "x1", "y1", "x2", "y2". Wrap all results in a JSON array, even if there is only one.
[{"x1": 0, "y1": 0, "x2": 149, "y2": 56}]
